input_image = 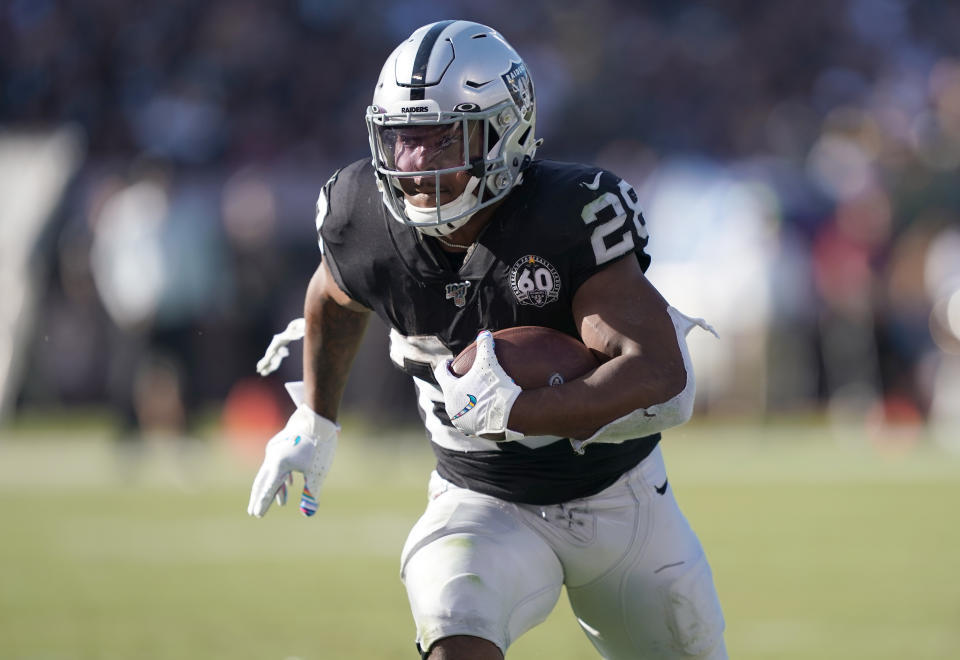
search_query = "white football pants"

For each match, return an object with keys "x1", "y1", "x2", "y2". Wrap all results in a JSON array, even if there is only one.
[{"x1": 400, "y1": 445, "x2": 727, "y2": 659}]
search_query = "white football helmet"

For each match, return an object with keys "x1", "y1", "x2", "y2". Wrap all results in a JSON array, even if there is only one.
[{"x1": 366, "y1": 20, "x2": 539, "y2": 236}]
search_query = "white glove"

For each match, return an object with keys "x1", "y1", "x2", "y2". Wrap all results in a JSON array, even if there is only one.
[
  {"x1": 256, "y1": 318, "x2": 306, "y2": 376},
  {"x1": 434, "y1": 330, "x2": 523, "y2": 441},
  {"x1": 247, "y1": 403, "x2": 339, "y2": 518}
]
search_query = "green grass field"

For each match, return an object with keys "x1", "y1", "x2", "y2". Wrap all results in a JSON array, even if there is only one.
[{"x1": 1, "y1": 418, "x2": 958, "y2": 659}]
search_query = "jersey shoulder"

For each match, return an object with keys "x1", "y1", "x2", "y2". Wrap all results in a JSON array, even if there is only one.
[
  {"x1": 514, "y1": 159, "x2": 652, "y2": 273},
  {"x1": 315, "y1": 158, "x2": 388, "y2": 307},
  {"x1": 523, "y1": 160, "x2": 641, "y2": 210},
  {"x1": 316, "y1": 157, "x2": 378, "y2": 248}
]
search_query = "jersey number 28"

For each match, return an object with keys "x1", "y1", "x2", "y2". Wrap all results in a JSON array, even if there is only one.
[{"x1": 580, "y1": 179, "x2": 648, "y2": 266}]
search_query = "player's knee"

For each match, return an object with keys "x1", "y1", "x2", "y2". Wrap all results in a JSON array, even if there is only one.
[
  {"x1": 405, "y1": 558, "x2": 522, "y2": 654},
  {"x1": 404, "y1": 530, "x2": 562, "y2": 655},
  {"x1": 425, "y1": 635, "x2": 504, "y2": 660},
  {"x1": 656, "y1": 554, "x2": 725, "y2": 657}
]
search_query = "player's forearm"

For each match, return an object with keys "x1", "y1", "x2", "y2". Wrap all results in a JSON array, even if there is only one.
[
  {"x1": 302, "y1": 275, "x2": 370, "y2": 421},
  {"x1": 508, "y1": 352, "x2": 688, "y2": 440}
]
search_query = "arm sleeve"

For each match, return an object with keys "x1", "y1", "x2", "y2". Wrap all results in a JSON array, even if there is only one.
[{"x1": 570, "y1": 307, "x2": 718, "y2": 453}]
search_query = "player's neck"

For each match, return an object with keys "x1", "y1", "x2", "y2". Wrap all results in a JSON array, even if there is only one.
[{"x1": 433, "y1": 201, "x2": 502, "y2": 253}]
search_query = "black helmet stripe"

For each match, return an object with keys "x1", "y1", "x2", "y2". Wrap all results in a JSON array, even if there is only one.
[{"x1": 409, "y1": 20, "x2": 456, "y2": 101}]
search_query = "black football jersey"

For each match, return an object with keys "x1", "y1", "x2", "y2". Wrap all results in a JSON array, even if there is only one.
[{"x1": 318, "y1": 158, "x2": 660, "y2": 504}]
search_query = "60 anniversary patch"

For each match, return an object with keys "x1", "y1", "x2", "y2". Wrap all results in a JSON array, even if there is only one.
[{"x1": 509, "y1": 255, "x2": 561, "y2": 307}]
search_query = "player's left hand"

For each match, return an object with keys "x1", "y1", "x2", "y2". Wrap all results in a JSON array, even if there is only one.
[
  {"x1": 434, "y1": 330, "x2": 523, "y2": 441},
  {"x1": 247, "y1": 403, "x2": 338, "y2": 518}
]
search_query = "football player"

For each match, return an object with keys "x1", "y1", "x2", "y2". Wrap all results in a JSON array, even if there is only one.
[{"x1": 248, "y1": 20, "x2": 726, "y2": 660}]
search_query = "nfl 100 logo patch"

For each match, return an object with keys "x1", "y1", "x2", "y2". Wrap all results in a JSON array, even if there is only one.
[
  {"x1": 510, "y1": 255, "x2": 560, "y2": 307},
  {"x1": 445, "y1": 281, "x2": 472, "y2": 307}
]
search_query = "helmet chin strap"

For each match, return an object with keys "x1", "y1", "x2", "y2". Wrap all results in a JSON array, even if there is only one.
[{"x1": 404, "y1": 176, "x2": 482, "y2": 237}]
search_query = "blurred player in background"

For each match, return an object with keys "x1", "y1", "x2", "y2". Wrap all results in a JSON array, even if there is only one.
[
  {"x1": 249, "y1": 20, "x2": 725, "y2": 659},
  {"x1": 89, "y1": 159, "x2": 200, "y2": 474}
]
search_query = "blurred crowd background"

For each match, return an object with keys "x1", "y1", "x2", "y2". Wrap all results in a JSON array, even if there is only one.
[{"x1": 2, "y1": 0, "x2": 959, "y2": 448}]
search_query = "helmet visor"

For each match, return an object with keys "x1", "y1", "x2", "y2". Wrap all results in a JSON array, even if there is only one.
[{"x1": 373, "y1": 120, "x2": 480, "y2": 175}]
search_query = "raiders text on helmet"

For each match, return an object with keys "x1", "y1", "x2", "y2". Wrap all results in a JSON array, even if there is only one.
[{"x1": 365, "y1": 20, "x2": 539, "y2": 236}]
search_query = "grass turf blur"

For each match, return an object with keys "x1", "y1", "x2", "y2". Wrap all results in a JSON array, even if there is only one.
[{"x1": 0, "y1": 419, "x2": 958, "y2": 659}]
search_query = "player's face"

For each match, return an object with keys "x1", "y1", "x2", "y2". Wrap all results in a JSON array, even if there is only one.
[{"x1": 385, "y1": 122, "x2": 480, "y2": 208}]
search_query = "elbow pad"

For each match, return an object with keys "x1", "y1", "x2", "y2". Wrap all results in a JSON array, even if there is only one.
[{"x1": 570, "y1": 307, "x2": 717, "y2": 454}]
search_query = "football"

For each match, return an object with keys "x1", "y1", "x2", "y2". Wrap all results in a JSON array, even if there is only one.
[{"x1": 450, "y1": 326, "x2": 600, "y2": 389}]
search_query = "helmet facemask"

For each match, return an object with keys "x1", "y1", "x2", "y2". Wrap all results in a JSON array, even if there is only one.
[{"x1": 366, "y1": 101, "x2": 528, "y2": 236}]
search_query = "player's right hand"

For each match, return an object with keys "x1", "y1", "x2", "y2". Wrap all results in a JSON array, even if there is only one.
[
  {"x1": 434, "y1": 330, "x2": 523, "y2": 442},
  {"x1": 247, "y1": 403, "x2": 339, "y2": 518}
]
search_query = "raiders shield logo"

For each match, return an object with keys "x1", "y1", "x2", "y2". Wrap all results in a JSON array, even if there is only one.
[
  {"x1": 501, "y1": 61, "x2": 534, "y2": 122},
  {"x1": 510, "y1": 255, "x2": 560, "y2": 307}
]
